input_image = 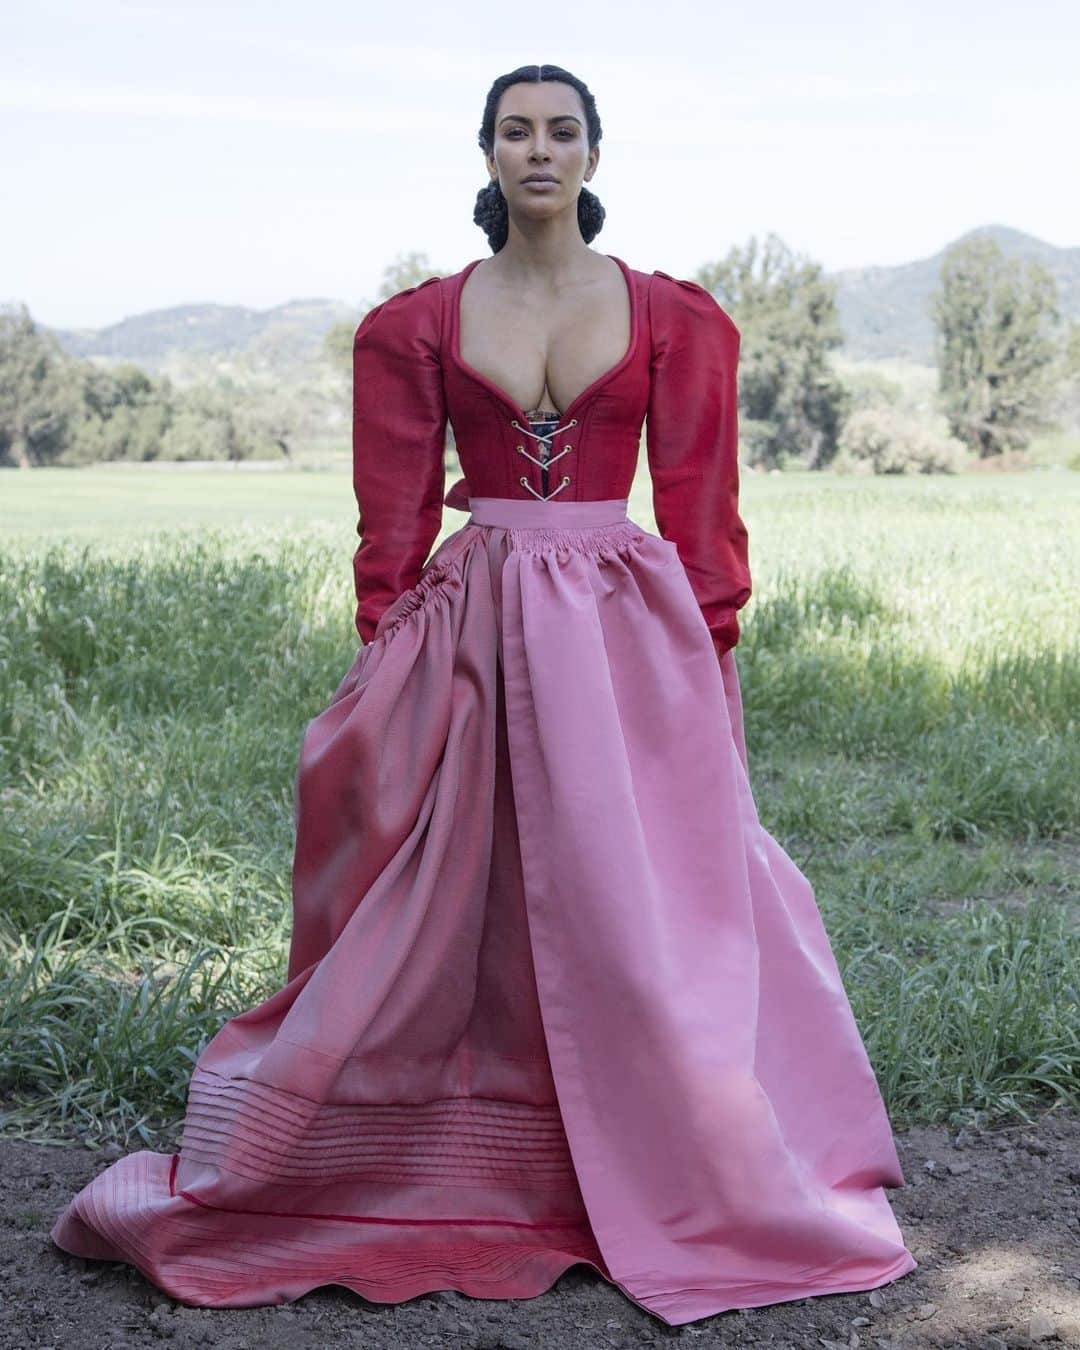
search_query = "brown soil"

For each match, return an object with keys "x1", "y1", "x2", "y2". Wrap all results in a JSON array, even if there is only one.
[{"x1": 2, "y1": 1106, "x2": 1079, "y2": 1349}]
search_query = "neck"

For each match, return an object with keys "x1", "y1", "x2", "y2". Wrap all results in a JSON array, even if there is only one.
[{"x1": 493, "y1": 214, "x2": 596, "y2": 285}]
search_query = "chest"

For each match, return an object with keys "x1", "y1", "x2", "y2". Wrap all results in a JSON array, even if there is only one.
[{"x1": 454, "y1": 259, "x2": 634, "y2": 420}]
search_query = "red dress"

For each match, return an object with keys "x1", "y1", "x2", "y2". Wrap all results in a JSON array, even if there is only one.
[{"x1": 50, "y1": 256, "x2": 917, "y2": 1326}]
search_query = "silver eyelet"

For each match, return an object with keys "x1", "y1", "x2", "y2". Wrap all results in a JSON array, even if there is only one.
[
  {"x1": 519, "y1": 476, "x2": 528, "y2": 485},
  {"x1": 516, "y1": 444, "x2": 525, "y2": 452},
  {"x1": 561, "y1": 475, "x2": 571, "y2": 485},
  {"x1": 563, "y1": 444, "x2": 573, "y2": 452}
]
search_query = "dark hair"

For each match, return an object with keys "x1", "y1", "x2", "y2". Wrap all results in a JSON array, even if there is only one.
[{"x1": 474, "y1": 64, "x2": 605, "y2": 253}]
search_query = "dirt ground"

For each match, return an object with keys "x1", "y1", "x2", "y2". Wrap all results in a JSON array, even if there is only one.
[{"x1": 2, "y1": 1106, "x2": 1079, "y2": 1350}]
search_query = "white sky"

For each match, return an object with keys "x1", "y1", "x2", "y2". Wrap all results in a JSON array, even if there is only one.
[{"x1": 3, "y1": 0, "x2": 1076, "y2": 329}]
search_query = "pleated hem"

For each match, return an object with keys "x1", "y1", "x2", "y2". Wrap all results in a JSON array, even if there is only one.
[
  {"x1": 50, "y1": 1147, "x2": 917, "y2": 1326},
  {"x1": 49, "y1": 1150, "x2": 608, "y2": 1312}
]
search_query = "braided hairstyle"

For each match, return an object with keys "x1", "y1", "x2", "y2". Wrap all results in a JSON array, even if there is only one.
[{"x1": 474, "y1": 64, "x2": 605, "y2": 253}]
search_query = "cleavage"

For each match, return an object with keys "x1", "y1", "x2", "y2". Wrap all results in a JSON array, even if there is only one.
[{"x1": 459, "y1": 267, "x2": 631, "y2": 417}]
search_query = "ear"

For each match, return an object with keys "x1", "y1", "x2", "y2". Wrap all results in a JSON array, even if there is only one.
[
  {"x1": 484, "y1": 149, "x2": 498, "y2": 182},
  {"x1": 583, "y1": 144, "x2": 600, "y2": 183}
]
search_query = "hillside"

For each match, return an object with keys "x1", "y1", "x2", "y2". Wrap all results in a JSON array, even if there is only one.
[
  {"x1": 38, "y1": 225, "x2": 1078, "y2": 374},
  {"x1": 831, "y1": 224, "x2": 1079, "y2": 361}
]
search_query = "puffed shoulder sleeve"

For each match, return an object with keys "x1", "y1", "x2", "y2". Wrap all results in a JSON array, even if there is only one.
[
  {"x1": 351, "y1": 277, "x2": 448, "y2": 643},
  {"x1": 646, "y1": 271, "x2": 752, "y2": 658}
]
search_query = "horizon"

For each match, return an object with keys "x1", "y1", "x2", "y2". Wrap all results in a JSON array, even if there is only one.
[{"x1": 27, "y1": 221, "x2": 1077, "y2": 336}]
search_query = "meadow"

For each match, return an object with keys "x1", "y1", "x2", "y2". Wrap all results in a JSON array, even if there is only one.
[{"x1": 1, "y1": 460, "x2": 1077, "y2": 1149}]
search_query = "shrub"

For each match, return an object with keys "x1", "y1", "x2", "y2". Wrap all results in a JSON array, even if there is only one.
[{"x1": 834, "y1": 406, "x2": 969, "y2": 475}]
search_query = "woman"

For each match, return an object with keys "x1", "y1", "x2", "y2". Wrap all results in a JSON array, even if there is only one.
[{"x1": 50, "y1": 64, "x2": 917, "y2": 1327}]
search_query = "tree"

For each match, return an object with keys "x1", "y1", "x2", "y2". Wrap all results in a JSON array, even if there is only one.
[
  {"x1": 1066, "y1": 322, "x2": 1080, "y2": 385},
  {"x1": 236, "y1": 389, "x2": 303, "y2": 461},
  {"x1": 159, "y1": 383, "x2": 242, "y2": 461},
  {"x1": 931, "y1": 236, "x2": 1060, "y2": 458},
  {"x1": 1050, "y1": 319, "x2": 1080, "y2": 431},
  {"x1": 66, "y1": 362, "x2": 171, "y2": 464},
  {"x1": 374, "y1": 251, "x2": 445, "y2": 302},
  {"x1": 695, "y1": 233, "x2": 849, "y2": 470},
  {"x1": 323, "y1": 319, "x2": 355, "y2": 378},
  {"x1": 0, "y1": 304, "x2": 80, "y2": 468}
]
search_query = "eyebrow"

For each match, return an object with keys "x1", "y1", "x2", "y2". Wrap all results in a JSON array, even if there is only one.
[{"x1": 497, "y1": 113, "x2": 583, "y2": 127}]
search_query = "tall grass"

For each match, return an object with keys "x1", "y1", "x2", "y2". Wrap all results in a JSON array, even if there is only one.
[{"x1": 1, "y1": 470, "x2": 1077, "y2": 1145}]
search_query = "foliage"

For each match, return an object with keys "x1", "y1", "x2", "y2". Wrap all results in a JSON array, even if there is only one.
[
  {"x1": 840, "y1": 367, "x2": 906, "y2": 413},
  {"x1": 932, "y1": 236, "x2": 1062, "y2": 458},
  {"x1": 0, "y1": 307, "x2": 306, "y2": 467},
  {"x1": 374, "y1": 250, "x2": 448, "y2": 301},
  {"x1": 1049, "y1": 320, "x2": 1080, "y2": 433},
  {"x1": 0, "y1": 304, "x2": 81, "y2": 468},
  {"x1": 696, "y1": 233, "x2": 850, "y2": 470},
  {"x1": 1, "y1": 471, "x2": 1078, "y2": 1143},
  {"x1": 834, "y1": 406, "x2": 969, "y2": 475}
]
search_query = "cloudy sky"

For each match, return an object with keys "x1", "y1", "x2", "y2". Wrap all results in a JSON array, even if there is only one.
[{"x1": 3, "y1": 0, "x2": 1075, "y2": 329}]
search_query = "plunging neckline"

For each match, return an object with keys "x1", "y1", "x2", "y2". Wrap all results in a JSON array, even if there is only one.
[{"x1": 449, "y1": 253, "x2": 639, "y2": 426}]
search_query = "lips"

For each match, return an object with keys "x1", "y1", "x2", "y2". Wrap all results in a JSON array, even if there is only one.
[{"x1": 522, "y1": 175, "x2": 558, "y2": 184}]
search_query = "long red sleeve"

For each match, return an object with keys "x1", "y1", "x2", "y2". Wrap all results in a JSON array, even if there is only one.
[
  {"x1": 645, "y1": 271, "x2": 752, "y2": 658},
  {"x1": 351, "y1": 278, "x2": 447, "y2": 644}
]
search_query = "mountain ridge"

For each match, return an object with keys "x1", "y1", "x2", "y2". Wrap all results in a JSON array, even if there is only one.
[{"x1": 38, "y1": 224, "x2": 1078, "y2": 369}]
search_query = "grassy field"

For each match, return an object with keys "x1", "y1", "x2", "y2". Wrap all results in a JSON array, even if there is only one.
[{"x1": 1, "y1": 460, "x2": 1077, "y2": 1150}]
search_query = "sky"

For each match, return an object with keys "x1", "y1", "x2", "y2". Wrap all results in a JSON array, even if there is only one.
[{"x1": 3, "y1": 0, "x2": 1077, "y2": 330}]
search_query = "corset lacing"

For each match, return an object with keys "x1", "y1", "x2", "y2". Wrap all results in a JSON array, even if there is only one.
[{"x1": 510, "y1": 415, "x2": 578, "y2": 500}]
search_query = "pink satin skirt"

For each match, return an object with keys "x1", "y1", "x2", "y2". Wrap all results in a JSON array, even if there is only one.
[{"x1": 50, "y1": 495, "x2": 917, "y2": 1325}]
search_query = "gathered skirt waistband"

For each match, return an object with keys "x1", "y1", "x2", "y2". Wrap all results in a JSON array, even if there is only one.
[{"x1": 467, "y1": 496, "x2": 630, "y2": 530}]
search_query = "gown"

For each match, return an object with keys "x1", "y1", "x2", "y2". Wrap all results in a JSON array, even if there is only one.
[{"x1": 49, "y1": 254, "x2": 918, "y2": 1327}]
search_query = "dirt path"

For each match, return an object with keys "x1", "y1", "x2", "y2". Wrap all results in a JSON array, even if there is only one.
[{"x1": 2, "y1": 1107, "x2": 1079, "y2": 1349}]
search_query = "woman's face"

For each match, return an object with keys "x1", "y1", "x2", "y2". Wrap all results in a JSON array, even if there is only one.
[{"x1": 486, "y1": 80, "x2": 598, "y2": 223}]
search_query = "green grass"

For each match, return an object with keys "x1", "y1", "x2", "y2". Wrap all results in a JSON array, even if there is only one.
[{"x1": 0, "y1": 461, "x2": 1077, "y2": 1147}]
